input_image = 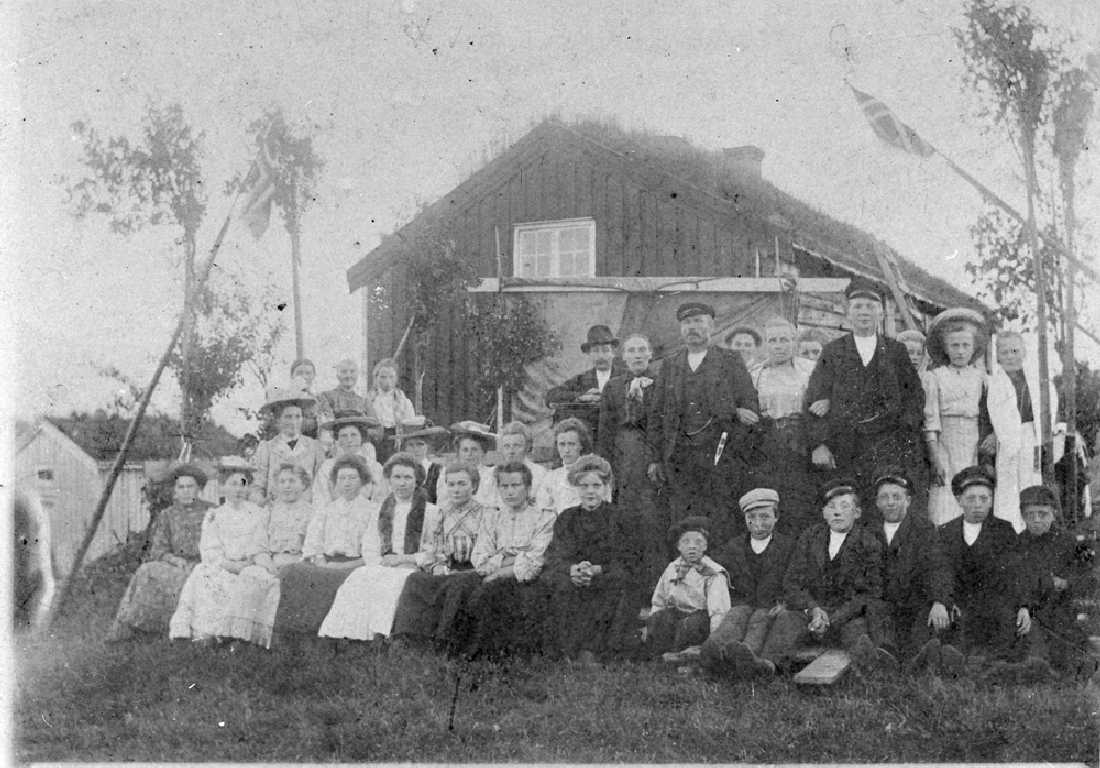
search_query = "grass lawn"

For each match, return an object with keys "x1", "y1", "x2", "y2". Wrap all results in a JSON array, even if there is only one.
[{"x1": 14, "y1": 546, "x2": 1100, "y2": 763}]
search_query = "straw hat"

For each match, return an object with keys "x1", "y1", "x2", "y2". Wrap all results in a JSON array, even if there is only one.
[
  {"x1": 321, "y1": 410, "x2": 381, "y2": 439},
  {"x1": 259, "y1": 384, "x2": 316, "y2": 415},
  {"x1": 392, "y1": 416, "x2": 449, "y2": 444},
  {"x1": 449, "y1": 420, "x2": 497, "y2": 450},
  {"x1": 165, "y1": 462, "x2": 210, "y2": 489},
  {"x1": 217, "y1": 456, "x2": 257, "y2": 476},
  {"x1": 927, "y1": 307, "x2": 988, "y2": 367}
]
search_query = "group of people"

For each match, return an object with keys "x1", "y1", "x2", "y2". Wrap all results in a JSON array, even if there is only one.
[{"x1": 105, "y1": 279, "x2": 1094, "y2": 681}]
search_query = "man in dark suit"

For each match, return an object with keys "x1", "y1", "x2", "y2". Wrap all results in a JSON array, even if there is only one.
[
  {"x1": 803, "y1": 278, "x2": 925, "y2": 504},
  {"x1": 868, "y1": 469, "x2": 958, "y2": 671},
  {"x1": 646, "y1": 302, "x2": 760, "y2": 541},
  {"x1": 546, "y1": 324, "x2": 627, "y2": 444},
  {"x1": 937, "y1": 466, "x2": 1033, "y2": 666}
]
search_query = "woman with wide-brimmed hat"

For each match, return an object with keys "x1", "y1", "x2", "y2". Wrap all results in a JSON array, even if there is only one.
[
  {"x1": 314, "y1": 411, "x2": 386, "y2": 503},
  {"x1": 251, "y1": 385, "x2": 327, "y2": 504},
  {"x1": 923, "y1": 307, "x2": 991, "y2": 526},
  {"x1": 392, "y1": 417, "x2": 450, "y2": 504},
  {"x1": 448, "y1": 421, "x2": 501, "y2": 510},
  {"x1": 169, "y1": 458, "x2": 281, "y2": 648},
  {"x1": 108, "y1": 463, "x2": 214, "y2": 641}
]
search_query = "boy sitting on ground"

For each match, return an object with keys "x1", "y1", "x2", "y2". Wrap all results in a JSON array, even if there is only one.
[
  {"x1": 700, "y1": 488, "x2": 796, "y2": 678},
  {"x1": 766, "y1": 478, "x2": 895, "y2": 672},
  {"x1": 1014, "y1": 485, "x2": 1096, "y2": 678},
  {"x1": 646, "y1": 516, "x2": 730, "y2": 659}
]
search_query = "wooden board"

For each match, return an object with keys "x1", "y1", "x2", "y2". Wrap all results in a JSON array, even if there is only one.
[{"x1": 793, "y1": 649, "x2": 851, "y2": 686}]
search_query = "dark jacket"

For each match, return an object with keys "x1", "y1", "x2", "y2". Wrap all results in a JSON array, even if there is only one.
[
  {"x1": 541, "y1": 502, "x2": 642, "y2": 590},
  {"x1": 784, "y1": 522, "x2": 884, "y2": 624},
  {"x1": 597, "y1": 371, "x2": 656, "y2": 462},
  {"x1": 1015, "y1": 527, "x2": 1095, "y2": 618},
  {"x1": 646, "y1": 345, "x2": 759, "y2": 464},
  {"x1": 546, "y1": 361, "x2": 628, "y2": 407},
  {"x1": 711, "y1": 532, "x2": 795, "y2": 609},
  {"x1": 938, "y1": 515, "x2": 1022, "y2": 610},
  {"x1": 870, "y1": 513, "x2": 952, "y2": 612},
  {"x1": 803, "y1": 334, "x2": 924, "y2": 452}
]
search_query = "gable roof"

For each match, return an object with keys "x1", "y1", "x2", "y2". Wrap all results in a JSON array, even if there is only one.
[{"x1": 347, "y1": 118, "x2": 984, "y2": 313}]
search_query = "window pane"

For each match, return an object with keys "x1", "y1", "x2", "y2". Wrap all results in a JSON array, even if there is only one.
[{"x1": 513, "y1": 220, "x2": 595, "y2": 277}]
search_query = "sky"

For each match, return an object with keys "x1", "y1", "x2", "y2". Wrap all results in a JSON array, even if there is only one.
[{"x1": 4, "y1": 0, "x2": 1098, "y2": 435}]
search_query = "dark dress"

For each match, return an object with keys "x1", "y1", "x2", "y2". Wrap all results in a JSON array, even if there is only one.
[
  {"x1": 540, "y1": 502, "x2": 644, "y2": 658},
  {"x1": 868, "y1": 514, "x2": 953, "y2": 658},
  {"x1": 938, "y1": 515, "x2": 1026, "y2": 659},
  {"x1": 802, "y1": 334, "x2": 924, "y2": 506}
]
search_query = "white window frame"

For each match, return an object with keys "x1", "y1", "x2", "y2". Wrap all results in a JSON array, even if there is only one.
[{"x1": 512, "y1": 217, "x2": 596, "y2": 278}]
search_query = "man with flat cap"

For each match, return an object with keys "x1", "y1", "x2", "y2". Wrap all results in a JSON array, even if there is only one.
[
  {"x1": 802, "y1": 278, "x2": 925, "y2": 504},
  {"x1": 646, "y1": 302, "x2": 760, "y2": 541},
  {"x1": 547, "y1": 324, "x2": 627, "y2": 444}
]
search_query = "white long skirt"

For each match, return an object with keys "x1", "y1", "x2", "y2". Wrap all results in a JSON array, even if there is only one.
[
  {"x1": 169, "y1": 563, "x2": 281, "y2": 648},
  {"x1": 994, "y1": 427, "x2": 1038, "y2": 532},
  {"x1": 927, "y1": 416, "x2": 979, "y2": 527},
  {"x1": 317, "y1": 564, "x2": 417, "y2": 640}
]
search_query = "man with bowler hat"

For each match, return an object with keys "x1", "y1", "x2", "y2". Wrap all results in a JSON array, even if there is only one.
[
  {"x1": 646, "y1": 302, "x2": 759, "y2": 541},
  {"x1": 547, "y1": 324, "x2": 627, "y2": 443},
  {"x1": 802, "y1": 277, "x2": 924, "y2": 505}
]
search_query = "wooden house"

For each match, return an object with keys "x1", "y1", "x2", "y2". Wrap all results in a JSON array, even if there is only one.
[{"x1": 346, "y1": 119, "x2": 985, "y2": 433}]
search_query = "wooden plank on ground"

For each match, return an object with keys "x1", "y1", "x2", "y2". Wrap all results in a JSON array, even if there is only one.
[{"x1": 793, "y1": 649, "x2": 851, "y2": 685}]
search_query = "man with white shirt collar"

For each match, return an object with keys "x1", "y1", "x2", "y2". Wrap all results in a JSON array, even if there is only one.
[
  {"x1": 937, "y1": 465, "x2": 1031, "y2": 670},
  {"x1": 646, "y1": 302, "x2": 760, "y2": 542},
  {"x1": 546, "y1": 324, "x2": 627, "y2": 444},
  {"x1": 803, "y1": 278, "x2": 924, "y2": 503},
  {"x1": 765, "y1": 479, "x2": 895, "y2": 672},
  {"x1": 870, "y1": 470, "x2": 959, "y2": 673}
]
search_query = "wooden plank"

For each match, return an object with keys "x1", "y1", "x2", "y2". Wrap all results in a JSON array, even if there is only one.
[
  {"x1": 793, "y1": 649, "x2": 851, "y2": 685},
  {"x1": 468, "y1": 276, "x2": 851, "y2": 293}
]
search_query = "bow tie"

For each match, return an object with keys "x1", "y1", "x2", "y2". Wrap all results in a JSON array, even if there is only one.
[
  {"x1": 672, "y1": 559, "x2": 715, "y2": 584},
  {"x1": 626, "y1": 376, "x2": 653, "y2": 400}
]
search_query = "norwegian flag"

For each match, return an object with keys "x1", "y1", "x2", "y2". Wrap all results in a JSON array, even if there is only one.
[{"x1": 850, "y1": 84, "x2": 935, "y2": 158}]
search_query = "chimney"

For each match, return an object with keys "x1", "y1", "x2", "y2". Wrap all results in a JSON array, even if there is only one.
[{"x1": 722, "y1": 145, "x2": 765, "y2": 179}]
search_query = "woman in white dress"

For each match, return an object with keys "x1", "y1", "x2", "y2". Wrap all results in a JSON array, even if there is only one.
[
  {"x1": 536, "y1": 417, "x2": 610, "y2": 515},
  {"x1": 923, "y1": 309, "x2": 990, "y2": 526},
  {"x1": 319, "y1": 452, "x2": 438, "y2": 640},
  {"x1": 265, "y1": 463, "x2": 315, "y2": 571},
  {"x1": 169, "y1": 458, "x2": 281, "y2": 648}
]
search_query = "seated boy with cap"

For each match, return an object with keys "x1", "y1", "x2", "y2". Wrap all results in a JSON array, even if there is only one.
[
  {"x1": 766, "y1": 478, "x2": 895, "y2": 671},
  {"x1": 700, "y1": 488, "x2": 796, "y2": 677},
  {"x1": 1015, "y1": 485, "x2": 1096, "y2": 677},
  {"x1": 870, "y1": 468, "x2": 961, "y2": 674},
  {"x1": 937, "y1": 466, "x2": 1036, "y2": 677},
  {"x1": 645, "y1": 516, "x2": 730, "y2": 659}
]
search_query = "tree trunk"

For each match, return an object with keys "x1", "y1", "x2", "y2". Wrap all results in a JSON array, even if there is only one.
[
  {"x1": 1061, "y1": 170, "x2": 1079, "y2": 522},
  {"x1": 179, "y1": 227, "x2": 198, "y2": 461},
  {"x1": 1022, "y1": 136, "x2": 1054, "y2": 485},
  {"x1": 289, "y1": 178, "x2": 305, "y2": 360}
]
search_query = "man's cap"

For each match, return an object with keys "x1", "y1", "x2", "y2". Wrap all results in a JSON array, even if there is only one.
[
  {"x1": 844, "y1": 277, "x2": 884, "y2": 305},
  {"x1": 951, "y1": 465, "x2": 996, "y2": 497},
  {"x1": 873, "y1": 469, "x2": 914, "y2": 495},
  {"x1": 1019, "y1": 484, "x2": 1060, "y2": 512},
  {"x1": 821, "y1": 477, "x2": 859, "y2": 504},
  {"x1": 676, "y1": 302, "x2": 716, "y2": 321},
  {"x1": 739, "y1": 488, "x2": 780, "y2": 513}
]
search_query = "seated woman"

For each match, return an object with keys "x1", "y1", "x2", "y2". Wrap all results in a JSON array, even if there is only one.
[
  {"x1": 108, "y1": 463, "x2": 214, "y2": 641},
  {"x1": 540, "y1": 455, "x2": 644, "y2": 665},
  {"x1": 393, "y1": 417, "x2": 449, "y2": 504},
  {"x1": 252, "y1": 386, "x2": 326, "y2": 504},
  {"x1": 535, "y1": 418, "x2": 609, "y2": 516},
  {"x1": 319, "y1": 453, "x2": 438, "y2": 641},
  {"x1": 446, "y1": 422, "x2": 500, "y2": 510},
  {"x1": 265, "y1": 463, "x2": 316, "y2": 571},
  {"x1": 314, "y1": 411, "x2": 385, "y2": 503},
  {"x1": 389, "y1": 462, "x2": 488, "y2": 644},
  {"x1": 169, "y1": 458, "x2": 281, "y2": 648},
  {"x1": 455, "y1": 462, "x2": 557, "y2": 660},
  {"x1": 273, "y1": 455, "x2": 377, "y2": 635},
  {"x1": 498, "y1": 421, "x2": 548, "y2": 498}
]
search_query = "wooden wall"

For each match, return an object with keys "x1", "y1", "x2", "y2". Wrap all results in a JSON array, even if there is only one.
[{"x1": 366, "y1": 137, "x2": 792, "y2": 426}]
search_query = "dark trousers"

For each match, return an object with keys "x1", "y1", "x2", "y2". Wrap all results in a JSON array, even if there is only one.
[
  {"x1": 662, "y1": 435, "x2": 745, "y2": 545},
  {"x1": 813, "y1": 428, "x2": 920, "y2": 514},
  {"x1": 745, "y1": 423, "x2": 818, "y2": 536},
  {"x1": 645, "y1": 608, "x2": 710, "y2": 654},
  {"x1": 940, "y1": 594, "x2": 1022, "y2": 661},
  {"x1": 764, "y1": 607, "x2": 874, "y2": 665},
  {"x1": 882, "y1": 603, "x2": 942, "y2": 659}
]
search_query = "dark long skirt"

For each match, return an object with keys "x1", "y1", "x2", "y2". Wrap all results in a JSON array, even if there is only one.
[
  {"x1": 544, "y1": 578, "x2": 636, "y2": 659},
  {"x1": 745, "y1": 421, "x2": 818, "y2": 537},
  {"x1": 461, "y1": 577, "x2": 548, "y2": 659},
  {"x1": 274, "y1": 562, "x2": 356, "y2": 634},
  {"x1": 611, "y1": 427, "x2": 666, "y2": 597},
  {"x1": 391, "y1": 570, "x2": 481, "y2": 642}
]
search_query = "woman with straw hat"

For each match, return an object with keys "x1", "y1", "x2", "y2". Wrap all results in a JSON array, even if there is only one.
[
  {"x1": 252, "y1": 385, "x2": 327, "y2": 504},
  {"x1": 314, "y1": 411, "x2": 386, "y2": 502},
  {"x1": 448, "y1": 421, "x2": 500, "y2": 510},
  {"x1": 392, "y1": 417, "x2": 450, "y2": 504},
  {"x1": 108, "y1": 463, "x2": 214, "y2": 641},
  {"x1": 923, "y1": 308, "x2": 991, "y2": 526}
]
